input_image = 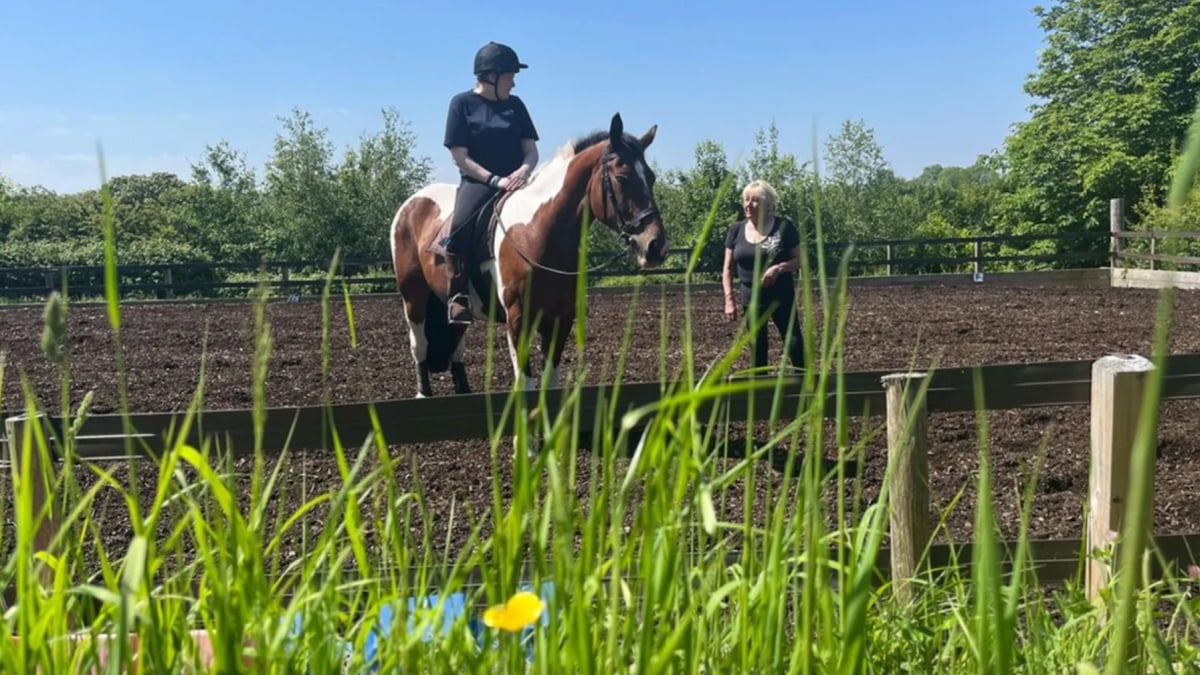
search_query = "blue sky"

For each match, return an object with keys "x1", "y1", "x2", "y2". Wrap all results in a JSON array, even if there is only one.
[{"x1": 1, "y1": 0, "x2": 1048, "y2": 194}]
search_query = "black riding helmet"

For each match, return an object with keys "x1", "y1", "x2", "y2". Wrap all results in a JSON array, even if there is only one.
[{"x1": 473, "y1": 42, "x2": 528, "y2": 79}]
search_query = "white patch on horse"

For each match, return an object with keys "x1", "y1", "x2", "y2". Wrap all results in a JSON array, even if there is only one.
[
  {"x1": 390, "y1": 183, "x2": 457, "y2": 260},
  {"x1": 404, "y1": 316, "x2": 427, "y2": 363},
  {"x1": 405, "y1": 317, "x2": 424, "y2": 360},
  {"x1": 507, "y1": 332, "x2": 531, "y2": 390},
  {"x1": 634, "y1": 158, "x2": 649, "y2": 194},
  {"x1": 495, "y1": 142, "x2": 575, "y2": 237}
]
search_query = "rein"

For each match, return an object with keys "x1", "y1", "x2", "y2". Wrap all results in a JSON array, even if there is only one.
[{"x1": 494, "y1": 147, "x2": 658, "y2": 277}]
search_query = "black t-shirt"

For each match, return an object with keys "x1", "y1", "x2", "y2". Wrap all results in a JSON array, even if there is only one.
[
  {"x1": 724, "y1": 216, "x2": 801, "y2": 306},
  {"x1": 443, "y1": 90, "x2": 539, "y2": 183}
]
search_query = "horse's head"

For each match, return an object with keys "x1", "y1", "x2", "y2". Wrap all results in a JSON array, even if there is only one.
[{"x1": 588, "y1": 113, "x2": 668, "y2": 268}]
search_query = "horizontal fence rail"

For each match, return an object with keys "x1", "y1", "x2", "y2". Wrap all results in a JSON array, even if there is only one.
[
  {"x1": 0, "y1": 229, "x2": 1135, "y2": 302},
  {"x1": 5, "y1": 352, "x2": 1200, "y2": 462}
]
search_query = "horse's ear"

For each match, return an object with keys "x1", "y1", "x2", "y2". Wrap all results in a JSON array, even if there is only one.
[
  {"x1": 609, "y1": 113, "x2": 624, "y2": 143},
  {"x1": 640, "y1": 124, "x2": 658, "y2": 149}
]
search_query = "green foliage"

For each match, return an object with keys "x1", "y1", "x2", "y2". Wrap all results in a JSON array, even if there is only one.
[
  {"x1": 1128, "y1": 180, "x2": 1200, "y2": 265},
  {"x1": 0, "y1": 107, "x2": 433, "y2": 298},
  {"x1": 652, "y1": 140, "x2": 743, "y2": 277},
  {"x1": 260, "y1": 107, "x2": 432, "y2": 261},
  {"x1": 999, "y1": 0, "x2": 1200, "y2": 244}
]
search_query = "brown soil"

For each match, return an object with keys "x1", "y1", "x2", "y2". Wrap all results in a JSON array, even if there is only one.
[{"x1": 2, "y1": 282, "x2": 1200, "y2": 578}]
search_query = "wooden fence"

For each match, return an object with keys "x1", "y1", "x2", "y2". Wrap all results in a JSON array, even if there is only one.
[
  {"x1": 0, "y1": 230, "x2": 1119, "y2": 303},
  {"x1": 1108, "y1": 196, "x2": 1200, "y2": 290},
  {"x1": 5, "y1": 351, "x2": 1200, "y2": 605},
  {"x1": 5, "y1": 194, "x2": 1200, "y2": 303}
]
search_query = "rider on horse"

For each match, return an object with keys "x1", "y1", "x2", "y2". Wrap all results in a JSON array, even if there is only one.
[{"x1": 441, "y1": 41, "x2": 540, "y2": 324}]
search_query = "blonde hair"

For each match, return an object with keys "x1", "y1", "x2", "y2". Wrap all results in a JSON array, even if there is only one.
[{"x1": 742, "y1": 179, "x2": 779, "y2": 222}]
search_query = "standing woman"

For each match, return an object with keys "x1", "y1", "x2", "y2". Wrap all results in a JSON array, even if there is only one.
[
  {"x1": 722, "y1": 179, "x2": 805, "y2": 371},
  {"x1": 441, "y1": 41, "x2": 540, "y2": 324}
]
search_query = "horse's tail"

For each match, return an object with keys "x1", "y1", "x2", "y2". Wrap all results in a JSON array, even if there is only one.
[{"x1": 422, "y1": 292, "x2": 455, "y2": 373}]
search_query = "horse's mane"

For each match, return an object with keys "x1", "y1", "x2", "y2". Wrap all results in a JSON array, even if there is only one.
[
  {"x1": 527, "y1": 127, "x2": 646, "y2": 184},
  {"x1": 569, "y1": 128, "x2": 646, "y2": 156},
  {"x1": 500, "y1": 124, "x2": 647, "y2": 224}
]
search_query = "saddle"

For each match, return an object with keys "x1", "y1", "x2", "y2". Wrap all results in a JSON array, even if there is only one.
[{"x1": 424, "y1": 190, "x2": 515, "y2": 265}]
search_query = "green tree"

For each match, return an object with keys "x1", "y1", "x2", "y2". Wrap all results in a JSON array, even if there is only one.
[
  {"x1": 652, "y1": 140, "x2": 742, "y2": 276},
  {"x1": 738, "y1": 121, "x2": 816, "y2": 231},
  {"x1": 105, "y1": 172, "x2": 192, "y2": 242},
  {"x1": 1000, "y1": 0, "x2": 1200, "y2": 260},
  {"x1": 333, "y1": 107, "x2": 433, "y2": 260},
  {"x1": 820, "y1": 119, "x2": 902, "y2": 242},
  {"x1": 262, "y1": 107, "x2": 342, "y2": 261},
  {"x1": 263, "y1": 106, "x2": 432, "y2": 262},
  {"x1": 184, "y1": 141, "x2": 270, "y2": 262}
]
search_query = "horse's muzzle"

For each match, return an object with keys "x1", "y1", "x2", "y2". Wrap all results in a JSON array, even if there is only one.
[{"x1": 634, "y1": 225, "x2": 668, "y2": 269}]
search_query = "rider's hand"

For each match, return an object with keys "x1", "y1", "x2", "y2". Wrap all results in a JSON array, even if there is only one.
[{"x1": 505, "y1": 166, "x2": 530, "y2": 190}]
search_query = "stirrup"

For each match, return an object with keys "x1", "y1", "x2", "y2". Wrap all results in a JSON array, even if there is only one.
[{"x1": 448, "y1": 294, "x2": 473, "y2": 324}]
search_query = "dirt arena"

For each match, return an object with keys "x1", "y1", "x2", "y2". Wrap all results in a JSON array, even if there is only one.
[{"x1": 3, "y1": 280, "x2": 1200, "y2": 570}]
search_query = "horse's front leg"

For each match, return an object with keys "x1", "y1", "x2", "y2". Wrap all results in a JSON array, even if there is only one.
[
  {"x1": 539, "y1": 315, "x2": 573, "y2": 391},
  {"x1": 505, "y1": 307, "x2": 536, "y2": 392},
  {"x1": 503, "y1": 307, "x2": 541, "y2": 459}
]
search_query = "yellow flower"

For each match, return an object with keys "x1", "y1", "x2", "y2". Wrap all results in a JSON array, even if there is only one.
[{"x1": 482, "y1": 591, "x2": 545, "y2": 632}]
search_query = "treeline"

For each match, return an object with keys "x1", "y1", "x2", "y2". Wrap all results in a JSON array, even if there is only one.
[
  {"x1": 2, "y1": 0, "x2": 1199, "y2": 281},
  {"x1": 0, "y1": 107, "x2": 433, "y2": 269}
]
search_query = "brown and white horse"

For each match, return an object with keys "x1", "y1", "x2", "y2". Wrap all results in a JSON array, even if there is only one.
[{"x1": 389, "y1": 113, "x2": 668, "y2": 397}]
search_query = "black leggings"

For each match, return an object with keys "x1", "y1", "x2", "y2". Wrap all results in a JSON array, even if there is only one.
[
  {"x1": 743, "y1": 292, "x2": 804, "y2": 369},
  {"x1": 446, "y1": 179, "x2": 497, "y2": 256}
]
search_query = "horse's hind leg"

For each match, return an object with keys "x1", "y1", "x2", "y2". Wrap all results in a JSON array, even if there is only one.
[{"x1": 401, "y1": 292, "x2": 434, "y2": 398}]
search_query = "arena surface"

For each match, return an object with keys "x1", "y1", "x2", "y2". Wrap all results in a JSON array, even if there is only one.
[{"x1": 3, "y1": 281, "x2": 1200, "y2": 569}]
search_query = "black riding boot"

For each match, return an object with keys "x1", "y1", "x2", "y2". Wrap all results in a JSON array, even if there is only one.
[{"x1": 445, "y1": 252, "x2": 473, "y2": 325}]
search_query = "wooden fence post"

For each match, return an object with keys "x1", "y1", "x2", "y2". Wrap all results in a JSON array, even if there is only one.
[
  {"x1": 1110, "y1": 197, "x2": 1125, "y2": 271},
  {"x1": 882, "y1": 372, "x2": 931, "y2": 603},
  {"x1": 1087, "y1": 353, "x2": 1156, "y2": 608}
]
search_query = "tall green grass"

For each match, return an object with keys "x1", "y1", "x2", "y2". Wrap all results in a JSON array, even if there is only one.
[{"x1": 2, "y1": 109, "x2": 1200, "y2": 672}]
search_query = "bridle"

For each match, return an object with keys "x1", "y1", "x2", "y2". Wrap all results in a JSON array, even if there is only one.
[
  {"x1": 598, "y1": 146, "x2": 660, "y2": 249},
  {"x1": 496, "y1": 143, "x2": 660, "y2": 276}
]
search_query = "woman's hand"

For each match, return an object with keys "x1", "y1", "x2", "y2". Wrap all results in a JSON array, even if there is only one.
[
  {"x1": 724, "y1": 294, "x2": 737, "y2": 322},
  {"x1": 761, "y1": 265, "x2": 780, "y2": 287},
  {"x1": 504, "y1": 165, "x2": 531, "y2": 190}
]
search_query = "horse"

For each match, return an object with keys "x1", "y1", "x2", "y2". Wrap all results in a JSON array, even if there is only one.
[{"x1": 389, "y1": 112, "x2": 668, "y2": 398}]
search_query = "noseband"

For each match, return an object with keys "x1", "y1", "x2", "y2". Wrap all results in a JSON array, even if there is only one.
[{"x1": 599, "y1": 148, "x2": 659, "y2": 247}]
